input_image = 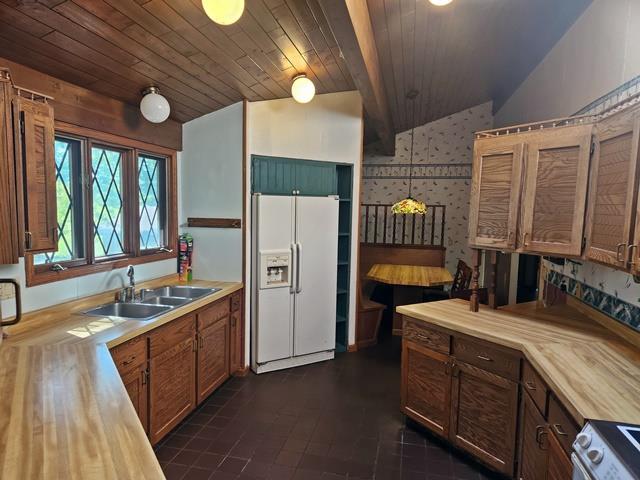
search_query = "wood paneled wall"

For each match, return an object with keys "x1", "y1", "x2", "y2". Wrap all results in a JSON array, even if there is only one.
[{"x1": 0, "y1": 57, "x2": 182, "y2": 151}]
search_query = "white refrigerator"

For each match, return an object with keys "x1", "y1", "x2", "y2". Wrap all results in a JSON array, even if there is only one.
[{"x1": 251, "y1": 194, "x2": 339, "y2": 374}]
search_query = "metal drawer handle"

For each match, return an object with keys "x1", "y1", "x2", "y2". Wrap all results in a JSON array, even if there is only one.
[
  {"x1": 616, "y1": 243, "x2": 627, "y2": 262},
  {"x1": 536, "y1": 426, "x2": 549, "y2": 450},
  {"x1": 477, "y1": 354, "x2": 492, "y2": 362},
  {"x1": 524, "y1": 381, "x2": 536, "y2": 391},
  {"x1": 122, "y1": 358, "x2": 134, "y2": 366},
  {"x1": 629, "y1": 244, "x2": 638, "y2": 266},
  {"x1": 552, "y1": 424, "x2": 568, "y2": 436}
]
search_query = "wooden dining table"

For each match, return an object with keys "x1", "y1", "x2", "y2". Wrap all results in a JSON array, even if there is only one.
[{"x1": 366, "y1": 263, "x2": 453, "y2": 335}]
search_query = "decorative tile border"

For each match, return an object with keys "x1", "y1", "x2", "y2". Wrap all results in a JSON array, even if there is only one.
[
  {"x1": 362, "y1": 163, "x2": 472, "y2": 180},
  {"x1": 547, "y1": 271, "x2": 640, "y2": 330}
]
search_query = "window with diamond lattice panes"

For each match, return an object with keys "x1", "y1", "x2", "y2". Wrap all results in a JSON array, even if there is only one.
[
  {"x1": 34, "y1": 137, "x2": 84, "y2": 265},
  {"x1": 92, "y1": 146, "x2": 125, "y2": 257},
  {"x1": 138, "y1": 154, "x2": 167, "y2": 251}
]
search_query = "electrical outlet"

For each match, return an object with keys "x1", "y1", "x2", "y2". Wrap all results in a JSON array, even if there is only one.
[{"x1": 0, "y1": 283, "x2": 15, "y2": 300}]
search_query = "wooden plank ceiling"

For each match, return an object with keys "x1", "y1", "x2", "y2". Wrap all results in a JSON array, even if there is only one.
[
  {"x1": 367, "y1": 0, "x2": 592, "y2": 133},
  {"x1": 0, "y1": 0, "x2": 355, "y2": 123}
]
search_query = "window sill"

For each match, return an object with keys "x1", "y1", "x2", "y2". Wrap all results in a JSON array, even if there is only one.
[{"x1": 26, "y1": 251, "x2": 176, "y2": 287}]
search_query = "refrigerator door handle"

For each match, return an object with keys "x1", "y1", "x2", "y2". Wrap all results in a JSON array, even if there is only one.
[
  {"x1": 290, "y1": 243, "x2": 297, "y2": 294},
  {"x1": 296, "y1": 242, "x2": 302, "y2": 293}
]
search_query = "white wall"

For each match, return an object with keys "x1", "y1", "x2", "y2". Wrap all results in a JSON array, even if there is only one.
[
  {"x1": 495, "y1": 0, "x2": 640, "y2": 307},
  {"x1": 246, "y1": 91, "x2": 363, "y2": 349},
  {"x1": 495, "y1": 0, "x2": 640, "y2": 127},
  {"x1": 0, "y1": 258, "x2": 175, "y2": 318},
  {"x1": 180, "y1": 102, "x2": 244, "y2": 282}
]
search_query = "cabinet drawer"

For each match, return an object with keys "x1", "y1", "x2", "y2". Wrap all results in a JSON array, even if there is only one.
[
  {"x1": 452, "y1": 336, "x2": 520, "y2": 381},
  {"x1": 198, "y1": 298, "x2": 230, "y2": 330},
  {"x1": 403, "y1": 318, "x2": 450, "y2": 354},
  {"x1": 110, "y1": 335, "x2": 146, "y2": 374},
  {"x1": 522, "y1": 361, "x2": 548, "y2": 415},
  {"x1": 548, "y1": 395, "x2": 580, "y2": 456},
  {"x1": 231, "y1": 291, "x2": 242, "y2": 312}
]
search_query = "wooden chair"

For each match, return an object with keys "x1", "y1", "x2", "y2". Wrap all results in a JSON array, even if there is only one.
[
  {"x1": 423, "y1": 259, "x2": 473, "y2": 302},
  {"x1": 356, "y1": 279, "x2": 386, "y2": 349}
]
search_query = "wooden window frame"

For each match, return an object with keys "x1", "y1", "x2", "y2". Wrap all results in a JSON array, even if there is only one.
[{"x1": 25, "y1": 122, "x2": 178, "y2": 287}]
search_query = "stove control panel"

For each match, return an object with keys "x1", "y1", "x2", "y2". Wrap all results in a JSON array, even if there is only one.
[{"x1": 573, "y1": 423, "x2": 630, "y2": 479}]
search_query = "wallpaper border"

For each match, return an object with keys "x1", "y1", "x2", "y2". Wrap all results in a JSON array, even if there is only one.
[{"x1": 547, "y1": 270, "x2": 640, "y2": 331}]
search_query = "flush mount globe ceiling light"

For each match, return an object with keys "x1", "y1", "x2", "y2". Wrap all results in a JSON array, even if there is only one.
[
  {"x1": 140, "y1": 86, "x2": 170, "y2": 123},
  {"x1": 291, "y1": 74, "x2": 316, "y2": 104},
  {"x1": 429, "y1": 0, "x2": 453, "y2": 5},
  {"x1": 202, "y1": 0, "x2": 244, "y2": 25}
]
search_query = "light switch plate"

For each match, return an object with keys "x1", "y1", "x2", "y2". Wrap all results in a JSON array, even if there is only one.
[{"x1": 0, "y1": 283, "x2": 15, "y2": 300}]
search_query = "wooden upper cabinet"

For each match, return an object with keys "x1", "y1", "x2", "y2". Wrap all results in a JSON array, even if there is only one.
[
  {"x1": 449, "y1": 361, "x2": 519, "y2": 476},
  {"x1": 521, "y1": 125, "x2": 593, "y2": 256},
  {"x1": 14, "y1": 96, "x2": 57, "y2": 253},
  {"x1": 584, "y1": 106, "x2": 640, "y2": 268},
  {"x1": 0, "y1": 75, "x2": 19, "y2": 264},
  {"x1": 401, "y1": 340, "x2": 452, "y2": 438},
  {"x1": 468, "y1": 139, "x2": 523, "y2": 249}
]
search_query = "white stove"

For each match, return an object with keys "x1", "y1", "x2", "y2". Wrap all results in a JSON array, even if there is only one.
[{"x1": 572, "y1": 421, "x2": 640, "y2": 480}]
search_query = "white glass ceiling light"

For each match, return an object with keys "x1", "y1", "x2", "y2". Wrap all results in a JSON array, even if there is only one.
[
  {"x1": 291, "y1": 74, "x2": 315, "y2": 104},
  {"x1": 429, "y1": 0, "x2": 452, "y2": 5},
  {"x1": 202, "y1": 0, "x2": 244, "y2": 25},
  {"x1": 140, "y1": 87, "x2": 170, "y2": 123}
]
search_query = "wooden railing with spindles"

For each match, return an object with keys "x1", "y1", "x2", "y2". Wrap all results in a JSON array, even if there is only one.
[{"x1": 360, "y1": 204, "x2": 446, "y2": 247}]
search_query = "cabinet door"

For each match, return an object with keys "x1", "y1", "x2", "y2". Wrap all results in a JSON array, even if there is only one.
[
  {"x1": 294, "y1": 161, "x2": 337, "y2": 196},
  {"x1": 401, "y1": 340, "x2": 451, "y2": 438},
  {"x1": 0, "y1": 77, "x2": 19, "y2": 264},
  {"x1": 468, "y1": 140, "x2": 523, "y2": 249},
  {"x1": 585, "y1": 107, "x2": 640, "y2": 268},
  {"x1": 197, "y1": 316, "x2": 230, "y2": 403},
  {"x1": 121, "y1": 364, "x2": 149, "y2": 434},
  {"x1": 518, "y1": 391, "x2": 548, "y2": 480},
  {"x1": 449, "y1": 361, "x2": 519, "y2": 476},
  {"x1": 14, "y1": 96, "x2": 57, "y2": 253},
  {"x1": 521, "y1": 125, "x2": 593, "y2": 256},
  {"x1": 546, "y1": 431, "x2": 573, "y2": 480},
  {"x1": 149, "y1": 315, "x2": 196, "y2": 444}
]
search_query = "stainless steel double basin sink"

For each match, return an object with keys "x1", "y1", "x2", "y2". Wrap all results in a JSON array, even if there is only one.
[{"x1": 83, "y1": 286, "x2": 221, "y2": 321}]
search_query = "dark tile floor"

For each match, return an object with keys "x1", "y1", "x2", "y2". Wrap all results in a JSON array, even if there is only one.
[{"x1": 155, "y1": 336, "x2": 499, "y2": 480}]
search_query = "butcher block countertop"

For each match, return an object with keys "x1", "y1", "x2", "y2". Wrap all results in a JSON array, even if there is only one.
[
  {"x1": 397, "y1": 299, "x2": 640, "y2": 426},
  {"x1": 0, "y1": 277, "x2": 242, "y2": 479}
]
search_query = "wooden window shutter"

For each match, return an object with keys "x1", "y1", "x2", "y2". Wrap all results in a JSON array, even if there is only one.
[{"x1": 14, "y1": 96, "x2": 57, "y2": 253}]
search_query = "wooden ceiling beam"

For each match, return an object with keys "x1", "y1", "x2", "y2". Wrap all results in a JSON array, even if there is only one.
[{"x1": 316, "y1": 0, "x2": 395, "y2": 155}]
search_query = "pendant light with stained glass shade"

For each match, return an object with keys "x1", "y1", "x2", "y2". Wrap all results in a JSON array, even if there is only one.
[{"x1": 392, "y1": 91, "x2": 427, "y2": 215}]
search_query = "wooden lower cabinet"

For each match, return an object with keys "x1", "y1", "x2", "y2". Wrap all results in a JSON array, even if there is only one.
[
  {"x1": 197, "y1": 315, "x2": 230, "y2": 403},
  {"x1": 546, "y1": 430, "x2": 573, "y2": 480},
  {"x1": 149, "y1": 314, "x2": 197, "y2": 444},
  {"x1": 518, "y1": 391, "x2": 548, "y2": 480},
  {"x1": 401, "y1": 340, "x2": 451, "y2": 437},
  {"x1": 109, "y1": 292, "x2": 242, "y2": 444},
  {"x1": 400, "y1": 319, "x2": 586, "y2": 480},
  {"x1": 121, "y1": 363, "x2": 149, "y2": 434},
  {"x1": 450, "y1": 361, "x2": 519, "y2": 476}
]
